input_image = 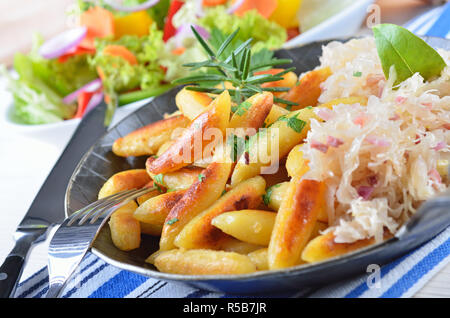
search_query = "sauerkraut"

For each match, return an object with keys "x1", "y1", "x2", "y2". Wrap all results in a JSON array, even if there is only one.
[{"x1": 302, "y1": 37, "x2": 450, "y2": 243}]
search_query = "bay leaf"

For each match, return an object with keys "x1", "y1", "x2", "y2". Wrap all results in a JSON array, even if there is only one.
[{"x1": 373, "y1": 24, "x2": 447, "y2": 85}]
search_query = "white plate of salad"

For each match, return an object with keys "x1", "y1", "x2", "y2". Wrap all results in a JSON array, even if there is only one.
[{"x1": 1, "y1": 0, "x2": 374, "y2": 145}]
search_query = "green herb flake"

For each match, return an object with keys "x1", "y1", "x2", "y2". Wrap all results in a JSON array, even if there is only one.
[
  {"x1": 155, "y1": 183, "x2": 164, "y2": 193},
  {"x1": 276, "y1": 114, "x2": 288, "y2": 123},
  {"x1": 234, "y1": 100, "x2": 252, "y2": 116},
  {"x1": 353, "y1": 71, "x2": 362, "y2": 77},
  {"x1": 166, "y1": 218, "x2": 179, "y2": 225},
  {"x1": 277, "y1": 113, "x2": 306, "y2": 133},
  {"x1": 288, "y1": 116, "x2": 306, "y2": 133},
  {"x1": 153, "y1": 173, "x2": 165, "y2": 185},
  {"x1": 227, "y1": 133, "x2": 247, "y2": 162},
  {"x1": 198, "y1": 173, "x2": 206, "y2": 182},
  {"x1": 262, "y1": 183, "x2": 281, "y2": 206}
]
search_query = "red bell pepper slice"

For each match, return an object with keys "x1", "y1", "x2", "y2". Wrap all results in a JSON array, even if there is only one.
[
  {"x1": 163, "y1": 0, "x2": 185, "y2": 42},
  {"x1": 74, "y1": 91, "x2": 95, "y2": 118}
]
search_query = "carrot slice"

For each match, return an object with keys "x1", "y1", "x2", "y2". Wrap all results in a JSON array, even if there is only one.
[
  {"x1": 171, "y1": 47, "x2": 186, "y2": 55},
  {"x1": 102, "y1": 45, "x2": 138, "y2": 65},
  {"x1": 254, "y1": 68, "x2": 283, "y2": 76},
  {"x1": 202, "y1": 0, "x2": 227, "y2": 6},
  {"x1": 79, "y1": 6, "x2": 115, "y2": 49},
  {"x1": 233, "y1": 0, "x2": 277, "y2": 18},
  {"x1": 96, "y1": 66, "x2": 106, "y2": 81}
]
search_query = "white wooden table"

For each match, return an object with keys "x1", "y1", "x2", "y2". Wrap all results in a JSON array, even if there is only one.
[{"x1": 0, "y1": 0, "x2": 449, "y2": 298}]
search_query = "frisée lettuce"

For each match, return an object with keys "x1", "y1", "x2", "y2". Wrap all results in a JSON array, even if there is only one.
[
  {"x1": 88, "y1": 24, "x2": 167, "y2": 123},
  {"x1": 198, "y1": 7, "x2": 287, "y2": 52}
]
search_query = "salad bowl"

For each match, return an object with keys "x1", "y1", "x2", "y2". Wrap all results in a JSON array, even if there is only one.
[
  {"x1": 1, "y1": 94, "x2": 149, "y2": 148},
  {"x1": 2, "y1": 0, "x2": 376, "y2": 148},
  {"x1": 64, "y1": 38, "x2": 450, "y2": 295},
  {"x1": 283, "y1": 0, "x2": 375, "y2": 49}
]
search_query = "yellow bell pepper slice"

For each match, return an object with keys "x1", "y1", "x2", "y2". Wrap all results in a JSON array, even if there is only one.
[
  {"x1": 269, "y1": 0, "x2": 303, "y2": 29},
  {"x1": 114, "y1": 11, "x2": 153, "y2": 39}
]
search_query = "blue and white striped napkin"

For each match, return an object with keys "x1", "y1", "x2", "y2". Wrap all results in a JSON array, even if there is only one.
[
  {"x1": 14, "y1": 3, "x2": 450, "y2": 298},
  {"x1": 13, "y1": 226, "x2": 450, "y2": 298},
  {"x1": 404, "y1": 1, "x2": 450, "y2": 38}
]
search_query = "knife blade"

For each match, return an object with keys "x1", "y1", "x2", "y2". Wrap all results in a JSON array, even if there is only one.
[{"x1": 0, "y1": 102, "x2": 107, "y2": 298}]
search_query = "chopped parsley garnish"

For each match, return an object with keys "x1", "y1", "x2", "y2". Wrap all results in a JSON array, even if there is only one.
[
  {"x1": 153, "y1": 173, "x2": 165, "y2": 185},
  {"x1": 154, "y1": 183, "x2": 164, "y2": 193},
  {"x1": 227, "y1": 133, "x2": 247, "y2": 162},
  {"x1": 166, "y1": 218, "x2": 179, "y2": 225},
  {"x1": 233, "y1": 100, "x2": 252, "y2": 116},
  {"x1": 277, "y1": 113, "x2": 306, "y2": 133},
  {"x1": 262, "y1": 183, "x2": 281, "y2": 206}
]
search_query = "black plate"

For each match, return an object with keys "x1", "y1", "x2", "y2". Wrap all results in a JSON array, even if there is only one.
[{"x1": 65, "y1": 37, "x2": 450, "y2": 295}]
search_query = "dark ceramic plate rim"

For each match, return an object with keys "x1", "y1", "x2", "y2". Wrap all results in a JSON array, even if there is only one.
[{"x1": 64, "y1": 36, "x2": 450, "y2": 289}]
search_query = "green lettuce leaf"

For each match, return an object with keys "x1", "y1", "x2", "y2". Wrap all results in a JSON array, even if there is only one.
[
  {"x1": 3, "y1": 32, "x2": 99, "y2": 124},
  {"x1": 199, "y1": 7, "x2": 287, "y2": 52},
  {"x1": 1, "y1": 64, "x2": 75, "y2": 124},
  {"x1": 18, "y1": 33, "x2": 97, "y2": 97},
  {"x1": 145, "y1": 0, "x2": 171, "y2": 29},
  {"x1": 88, "y1": 24, "x2": 167, "y2": 124},
  {"x1": 43, "y1": 55, "x2": 98, "y2": 96}
]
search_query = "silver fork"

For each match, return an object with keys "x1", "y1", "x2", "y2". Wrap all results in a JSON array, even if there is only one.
[{"x1": 45, "y1": 187, "x2": 154, "y2": 298}]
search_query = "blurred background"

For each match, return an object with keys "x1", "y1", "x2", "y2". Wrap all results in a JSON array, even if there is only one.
[{"x1": 0, "y1": 0, "x2": 445, "y2": 66}]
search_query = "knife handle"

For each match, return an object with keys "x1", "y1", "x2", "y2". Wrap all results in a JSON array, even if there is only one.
[
  {"x1": 0, "y1": 254, "x2": 25, "y2": 298},
  {"x1": 0, "y1": 230, "x2": 41, "y2": 298}
]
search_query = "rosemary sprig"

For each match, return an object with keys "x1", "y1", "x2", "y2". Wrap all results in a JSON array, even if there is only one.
[{"x1": 172, "y1": 27, "x2": 298, "y2": 107}]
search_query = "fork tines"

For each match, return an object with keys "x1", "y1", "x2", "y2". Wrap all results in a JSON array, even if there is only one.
[{"x1": 67, "y1": 188, "x2": 153, "y2": 226}]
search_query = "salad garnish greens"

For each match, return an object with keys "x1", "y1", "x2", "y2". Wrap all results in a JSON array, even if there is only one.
[
  {"x1": 5, "y1": 2, "x2": 447, "y2": 128},
  {"x1": 1, "y1": 33, "x2": 97, "y2": 124},
  {"x1": 4, "y1": 0, "x2": 297, "y2": 126},
  {"x1": 197, "y1": 6, "x2": 287, "y2": 52}
]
